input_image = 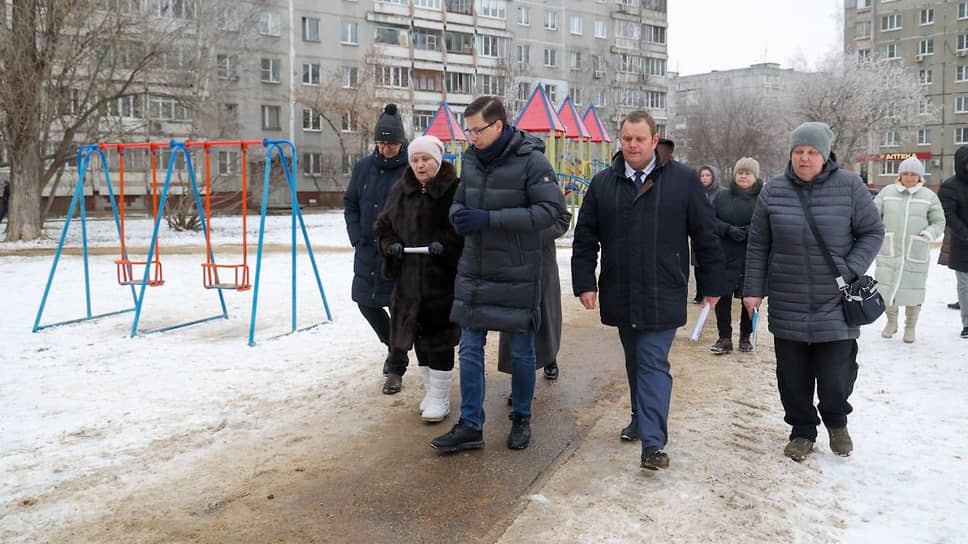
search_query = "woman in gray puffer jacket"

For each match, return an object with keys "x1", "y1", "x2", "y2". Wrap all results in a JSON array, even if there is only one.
[{"x1": 743, "y1": 122, "x2": 884, "y2": 464}]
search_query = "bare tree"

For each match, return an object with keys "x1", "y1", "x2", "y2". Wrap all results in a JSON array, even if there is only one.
[
  {"x1": 794, "y1": 52, "x2": 929, "y2": 173},
  {"x1": 675, "y1": 85, "x2": 790, "y2": 179},
  {"x1": 0, "y1": 0, "x2": 186, "y2": 241}
]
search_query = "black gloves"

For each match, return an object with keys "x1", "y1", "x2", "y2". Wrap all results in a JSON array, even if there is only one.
[
  {"x1": 428, "y1": 241, "x2": 445, "y2": 256},
  {"x1": 453, "y1": 208, "x2": 489, "y2": 235},
  {"x1": 727, "y1": 225, "x2": 748, "y2": 242},
  {"x1": 386, "y1": 242, "x2": 403, "y2": 258}
]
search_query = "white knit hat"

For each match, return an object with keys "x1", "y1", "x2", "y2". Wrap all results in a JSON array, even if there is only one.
[
  {"x1": 408, "y1": 135, "x2": 444, "y2": 166},
  {"x1": 897, "y1": 156, "x2": 925, "y2": 177}
]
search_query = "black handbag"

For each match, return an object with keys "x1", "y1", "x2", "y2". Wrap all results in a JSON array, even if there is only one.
[{"x1": 794, "y1": 187, "x2": 885, "y2": 327}]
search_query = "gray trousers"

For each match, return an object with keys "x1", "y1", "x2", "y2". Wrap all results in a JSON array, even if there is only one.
[{"x1": 958, "y1": 271, "x2": 968, "y2": 327}]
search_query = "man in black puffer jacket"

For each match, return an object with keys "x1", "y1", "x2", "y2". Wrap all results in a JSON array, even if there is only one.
[
  {"x1": 572, "y1": 110, "x2": 727, "y2": 471},
  {"x1": 939, "y1": 145, "x2": 968, "y2": 338},
  {"x1": 344, "y1": 104, "x2": 416, "y2": 393},
  {"x1": 430, "y1": 96, "x2": 561, "y2": 454}
]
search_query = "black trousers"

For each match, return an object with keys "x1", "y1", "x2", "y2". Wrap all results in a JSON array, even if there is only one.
[
  {"x1": 715, "y1": 296, "x2": 753, "y2": 339},
  {"x1": 774, "y1": 337, "x2": 858, "y2": 441},
  {"x1": 387, "y1": 348, "x2": 437, "y2": 374},
  {"x1": 358, "y1": 304, "x2": 391, "y2": 346}
]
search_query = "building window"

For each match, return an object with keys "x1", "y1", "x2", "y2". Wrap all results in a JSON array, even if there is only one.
[
  {"x1": 261, "y1": 58, "x2": 280, "y2": 83},
  {"x1": 855, "y1": 21, "x2": 871, "y2": 39},
  {"x1": 918, "y1": 129, "x2": 931, "y2": 145},
  {"x1": 217, "y1": 151, "x2": 238, "y2": 176},
  {"x1": 920, "y1": 69, "x2": 933, "y2": 85},
  {"x1": 413, "y1": 69, "x2": 442, "y2": 91},
  {"x1": 959, "y1": 34, "x2": 968, "y2": 52},
  {"x1": 615, "y1": 20, "x2": 640, "y2": 40},
  {"x1": 544, "y1": 83, "x2": 557, "y2": 103},
  {"x1": 920, "y1": 8, "x2": 934, "y2": 25},
  {"x1": 596, "y1": 88, "x2": 607, "y2": 107},
  {"x1": 858, "y1": 0, "x2": 871, "y2": 8},
  {"x1": 342, "y1": 154, "x2": 358, "y2": 175},
  {"x1": 516, "y1": 44, "x2": 531, "y2": 65},
  {"x1": 148, "y1": 95, "x2": 191, "y2": 121},
  {"x1": 445, "y1": 31, "x2": 474, "y2": 54},
  {"x1": 445, "y1": 72, "x2": 473, "y2": 93},
  {"x1": 919, "y1": 39, "x2": 934, "y2": 55},
  {"x1": 413, "y1": 29, "x2": 441, "y2": 51},
  {"x1": 880, "y1": 160, "x2": 900, "y2": 176},
  {"x1": 593, "y1": 55, "x2": 606, "y2": 78},
  {"x1": 476, "y1": 0, "x2": 506, "y2": 19},
  {"x1": 645, "y1": 90, "x2": 665, "y2": 110},
  {"x1": 957, "y1": 96, "x2": 968, "y2": 113},
  {"x1": 517, "y1": 82, "x2": 530, "y2": 101},
  {"x1": 413, "y1": 110, "x2": 435, "y2": 133},
  {"x1": 343, "y1": 66, "x2": 359, "y2": 88},
  {"x1": 376, "y1": 65, "x2": 410, "y2": 88},
  {"x1": 477, "y1": 34, "x2": 506, "y2": 58},
  {"x1": 221, "y1": 103, "x2": 238, "y2": 120},
  {"x1": 919, "y1": 98, "x2": 933, "y2": 115},
  {"x1": 569, "y1": 15, "x2": 582, "y2": 35},
  {"x1": 957, "y1": 127, "x2": 968, "y2": 144},
  {"x1": 414, "y1": 0, "x2": 441, "y2": 8},
  {"x1": 477, "y1": 74, "x2": 505, "y2": 95},
  {"x1": 303, "y1": 152, "x2": 322, "y2": 176},
  {"x1": 958, "y1": 65, "x2": 968, "y2": 82},
  {"x1": 857, "y1": 49, "x2": 872, "y2": 63},
  {"x1": 376, "y1": 25, "x2": 409, "y2": 46},
  {"x1": 569, "y1": 87, "x2": 582, "y2": 106},
  {"x1": 594, "y1": 20, "x2": 606, "y2": 39},
  {"x1": 644, "y1": 24, "x2": 666, "y2": 44},
  {"x1": 109, "y1": 95, "x2": 144, "y2": 119},
  {"x1": 302, "y1": 17, "x2": 320, "y2": 41},
  {"x1": 341, "y1": 111, "x2": 356, "y2": 132},
  {"x1": 302, "y1": 63, "x2": 320, "y2": 85},
  {"x1": 880, "y1": 43, "x2": 900, "y2": 59},
  {"x1": 569, "y1": 50, "x2": 581, "y2": 70},
  {"x1": 302, "y1": 109, "x2": 321, "y2": 131},
  {"x1": 881, "y1": 130, "x2": 899, "y2": 147},
  {"x1": 341, "y1": 21, "x2": 359, "y2": 45},
  {"x1": 616, "y1": 53, "x2": 642, "y2": 74},
  {"x1": 646, "y1": 57, "x2": 666, "y2": 76},
  {"x1": 216, "y1": 54, "x2": 237, "y2": 79},
  {"x1": 516, "y1": 5, "x2": 530, "y2": 26},
  {"x1": 261, "y1": 105, "x2": 281, "y2": 130},
  {"x1": 881, "y1": 14, "x2": 901, "y2": 31},
  {"x1": 544, "y1": 10, "x2": 558, "y2": 30},
  {"x1": 259, "y1": 11, "x2": 281, "y2": 36},
  {"x1": 960, "y1": 2, "x2": 968, "y2": 20},
  {"x1": 543, "y1": 48, "x2": 558, "y2": 67}
]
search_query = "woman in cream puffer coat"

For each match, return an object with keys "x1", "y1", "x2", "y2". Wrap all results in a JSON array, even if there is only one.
[{"x1": 873, "y1": 156, "x2": 946, "y2": 342}]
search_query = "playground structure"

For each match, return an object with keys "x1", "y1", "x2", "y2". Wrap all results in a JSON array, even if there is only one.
[{"x1": 33, "y1": 138, "x2": 332, "y2": 346}]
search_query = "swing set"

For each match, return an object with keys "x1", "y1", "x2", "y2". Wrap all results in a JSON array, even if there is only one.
[{"x1": 33, "y1": 138, "x2": 332, "y2": 345}]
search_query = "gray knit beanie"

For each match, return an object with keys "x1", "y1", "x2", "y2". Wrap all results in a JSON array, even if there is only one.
[
  {"x1": 734, "y1": 157, "x2": 760, "y2": 179},
  {"x1": 789, "y1": 122, "x2": 835, "y2": 159},
  {"x1": 374, "y1": 103, "x2": 405, "y2": 143}
]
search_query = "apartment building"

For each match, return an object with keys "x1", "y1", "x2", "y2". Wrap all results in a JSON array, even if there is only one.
[{"x1": 844, "y1": 0, "x2": 968, "y2": 186}]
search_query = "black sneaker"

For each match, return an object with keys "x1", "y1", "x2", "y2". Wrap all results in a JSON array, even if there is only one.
[
  {"x1": 620, "y1": 414, "x2": 638, "y2": 441},
  {"x1": 430, "y1": 420, "x2": 484, "y2": 453},
  {"x1": 640, "y1": 446, "x2": 670, "y2": 470},
  {"x1": 543, "y1": 361, "x2": 559, "y2": 380},
  {"x1": 961, "y1": 327, "x2": 968, "y2": 339},
  {"x1": 507, "y1": 415, "x2": 531, "y2": 449},
  {"x1": 738, "y1": 336, "x2": 753, "y2": 353}
]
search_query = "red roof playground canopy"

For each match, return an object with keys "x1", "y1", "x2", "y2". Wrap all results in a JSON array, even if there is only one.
[
  {"x1": 557, "y1": 96, "x2": 591, "y2": 141},
  {"x1": 582, "y1": 105, "x2": 612, "y2": 143},
  {"x1": 514, "y1": 85, "x2": 566, "y2": 134},
  {"x1": 423, "y1": 101, "x2": 467, "y2": 142}
]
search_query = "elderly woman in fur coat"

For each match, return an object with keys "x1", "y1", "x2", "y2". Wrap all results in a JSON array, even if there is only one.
[{"x1": 374, "y1": 135, "x2": 463, "y2": 422}]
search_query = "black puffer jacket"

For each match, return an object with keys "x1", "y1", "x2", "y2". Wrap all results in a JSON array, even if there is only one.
[
  {"x1": 744, "y1": 154, "x2": 884, "y2": 342},
  {"x1": 939, "y1": 146, "x2": 968, "y2": 272},
  {"x1": 713, "y1": 180, "x2": 763, "y2": 296},
  {"x1": 449, "y1": 128, "x2": 562, "y2": 333},
  {"x1": 343, "y1": 144, "x2": 409, "y2": 307},
  {"x1": 373, "y1": 162, "x2": 462, "y2": 352},
  {"x1": 572, "y1": 153, "x2": 728, "y2": 330}
]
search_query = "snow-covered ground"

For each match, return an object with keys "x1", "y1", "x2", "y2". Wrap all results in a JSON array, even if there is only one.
[{"x1": 1, "y1": 212, "x2": 966, "y2": 542}]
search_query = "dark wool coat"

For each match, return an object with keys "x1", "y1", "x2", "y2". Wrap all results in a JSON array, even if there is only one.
[
  {"x1": 449, "y1": 129, "x2": 562, "y2": 333},
  {"x1": 344, "y1": 143, "x2": 409, "y2": 307},
  {"x1": 744, "y1": 154, "x2": 885, "y2": 343},
  {"x1": 712, "y1": 180, "x2": 763, "y2": 297},
  {"x1": 373, "y1": 162, "x2": 462, "y2": 352},
  {"x1": 572, "y1": 153, "x2": 728, "y2": 330},
  {"x1": 939, "y1": 146, "x2": 968, "y2": 273}
]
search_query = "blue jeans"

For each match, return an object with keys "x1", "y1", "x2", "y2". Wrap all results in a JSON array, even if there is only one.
[
  {"x1": 617, "y1": 327, "x2": 677, "y2": 450},
  {"x1": 458, "y1": 328, "x2": 535, "y2": 429}
]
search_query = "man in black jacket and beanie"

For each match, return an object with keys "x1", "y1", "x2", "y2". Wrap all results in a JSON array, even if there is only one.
[
  {"x1": 939, "y1": 145, "x2": 968, "y2": 338},
  {"x1": 572, "y1": 110, "x2": 727, "y2": 471},
  {"x1": 430, "y1": 96, "x2": 562, "y2": 453},
  {"x1": 344, "y1": 104, "x2": 420, "y2": 394}
]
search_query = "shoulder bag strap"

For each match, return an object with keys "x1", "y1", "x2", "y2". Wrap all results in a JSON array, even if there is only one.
[{"x1": 793, "y1": 185, "x2": 849, "y2": 291}]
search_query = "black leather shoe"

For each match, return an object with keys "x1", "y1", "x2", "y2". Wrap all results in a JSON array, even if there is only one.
[
  {"x1": 641, "y1": 446, "x2": 670, "y2": 470},
  {"x1": 431, "y1": 420, "x2": 484, "y2": 453},
  {"x1": 382, "y1": 374, "x2": 402, "y2": 394},
  {"x1": 620, "y1": 414, "x2": 638, "y2": 441},
  {"x1": 543, "y1": 361, "x2": 559, "y2": 380},
  {"x1": 949, "y1": 302, "x2": 961, "y2": 310},
  {"x1": 507, "y1": 415, "x2": 531, "y2": 449}
]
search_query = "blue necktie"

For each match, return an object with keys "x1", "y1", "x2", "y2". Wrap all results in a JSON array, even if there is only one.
[{"x1": 633, "y1": 171, "x2": 644, "y2": 191}]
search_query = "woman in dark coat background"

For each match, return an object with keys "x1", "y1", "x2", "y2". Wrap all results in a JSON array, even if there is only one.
[
  {"x1": 709, "y1": 157, "x2": 763, "y2": 354},
  {"x1": 374, "y1": 135, "x2": 463, "y2": 421},
  {"x1": 693, "y1": 165, "x2": 726, "y2": 303}
]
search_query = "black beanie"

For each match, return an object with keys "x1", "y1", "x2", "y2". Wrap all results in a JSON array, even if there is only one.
[{"x1": 374, "y1": 103, "x2": 405, "y2": 143}]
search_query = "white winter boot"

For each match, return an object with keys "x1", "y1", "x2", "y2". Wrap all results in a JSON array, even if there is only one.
[
  {"x1": 882, "y1": 305, "x2": 899, "y2": 338},
  {"x1": 421, "y1": 369, "x2": 452, "y2": 423},
  {"x1": 418, "y1": 366, "x2": 431, "y2": 413},
  {"x1": 903, "y1": 305, "x2": 921, "y2": 343}
]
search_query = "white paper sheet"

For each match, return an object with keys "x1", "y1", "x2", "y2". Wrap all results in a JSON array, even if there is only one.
[{"x1": 689, "y1": 302, "x2": 711, "y2": 341}]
